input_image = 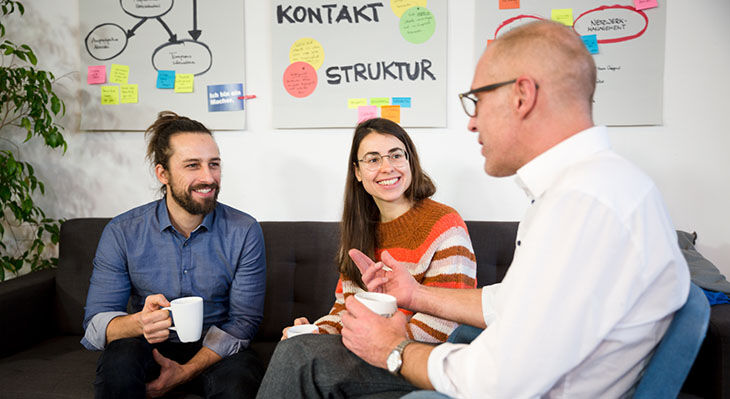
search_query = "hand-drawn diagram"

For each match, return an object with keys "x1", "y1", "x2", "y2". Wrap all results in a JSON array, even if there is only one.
[
  {"x1": 475, "y1": 1, "x2": 666, "y2": 126},
  {"x1": 79, "y1": 0, "x2": 246, "y2": 131},
  {"x1": 84, "y1": 0, "x2": 212, "y2": 76}
]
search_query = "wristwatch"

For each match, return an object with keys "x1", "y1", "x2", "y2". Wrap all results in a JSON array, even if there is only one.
[{"x1": 387, "y1": 339, "x2": 415, "y2": 375}]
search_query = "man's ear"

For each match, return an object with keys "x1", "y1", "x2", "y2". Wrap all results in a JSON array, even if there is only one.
[
  {"x1": 514, "y1": 76, "x2": 538, "y2": 119},
  {"x1": 155, "y1": 164, "x2": 168, "y2": 185}
]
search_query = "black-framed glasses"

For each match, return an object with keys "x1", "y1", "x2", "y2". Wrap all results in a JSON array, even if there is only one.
[
  {"x1": 458, "y1": 79, "x2": 517, "y2": 117},
  {"x1": 357, "y1": 148, "x2": 408, "y2": 171}
]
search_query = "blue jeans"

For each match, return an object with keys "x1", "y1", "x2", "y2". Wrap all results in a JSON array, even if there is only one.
[{"x1": 94, "y1": 337, "x2": 264, "y2": 399}]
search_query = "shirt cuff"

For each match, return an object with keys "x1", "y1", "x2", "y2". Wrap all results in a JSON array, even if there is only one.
[
  {"x1": 428, "y1": 342, "x2": 468, "y2": 397},
  {"x1": 203, "y1": 325, "x2": 250, "y2": 358},
  {"x1": 481, "y1": 283, "x2": 500, "y2": 326},
  {"x1": 81, "y1": 311, "x2": 128, "y2": 351}
]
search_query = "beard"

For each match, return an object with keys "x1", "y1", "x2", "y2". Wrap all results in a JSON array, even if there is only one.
[{"x1": 169, "y1": 180, "x2": 220, "y2": 215}]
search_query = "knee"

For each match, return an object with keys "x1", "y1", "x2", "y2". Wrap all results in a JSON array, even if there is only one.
[{"x1": 101, "y1": 337, "x2": 151, "y2": 369}]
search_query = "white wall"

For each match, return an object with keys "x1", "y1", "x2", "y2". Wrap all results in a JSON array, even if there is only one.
[{"x1": 7, "y1": 1, "x2": 730, "y2": 276}]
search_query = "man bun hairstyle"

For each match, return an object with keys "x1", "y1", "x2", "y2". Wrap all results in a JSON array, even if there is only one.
[{"x1": 145, "y1": 110, "x2": 212, "y2": 170}]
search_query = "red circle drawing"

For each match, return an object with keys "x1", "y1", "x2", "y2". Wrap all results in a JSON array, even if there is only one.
[{"x1": 283, "y1": 62, "x2": 318, "y2": 98}]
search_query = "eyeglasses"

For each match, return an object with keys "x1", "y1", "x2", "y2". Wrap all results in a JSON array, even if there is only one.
[
  {"x1": 458, "y1": 79, "x2": 517, "y2": 117},
  {"x1": 357, "y1": 148, "x2": 409, "y2": 171}
]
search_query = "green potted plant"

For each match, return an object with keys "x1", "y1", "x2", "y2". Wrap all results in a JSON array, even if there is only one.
[{"x1": 0, "y1": 0, "x2": 67, "y2": 281}]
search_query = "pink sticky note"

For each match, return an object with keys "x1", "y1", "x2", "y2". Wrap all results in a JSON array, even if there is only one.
[
  {"x1": 634, "y1": 0, "x2": 658, "y2": 10},
  {"x1": 87, "y1": 65, "x2": 106, "y2": 84},
  {"x1": 357, "y1": 105, "x2": 378, "y2": 123}
]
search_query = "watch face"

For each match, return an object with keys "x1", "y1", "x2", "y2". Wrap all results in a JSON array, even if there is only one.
[{"x1": 387, "y1": 349, "x2": 402, "y2": 373}]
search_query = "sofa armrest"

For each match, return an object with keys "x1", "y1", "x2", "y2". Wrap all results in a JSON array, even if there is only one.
[
  {"x1": 0, "y1": 269, "x2": 57, "y2": 358},
  {"x1": 682, "y1": 303, "x2": 730, "y2": 398}
]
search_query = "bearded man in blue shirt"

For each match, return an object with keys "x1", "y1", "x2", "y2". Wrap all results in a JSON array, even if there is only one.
[{"x1": 82, "y1": 111, "x2": 266, "y2": 399}]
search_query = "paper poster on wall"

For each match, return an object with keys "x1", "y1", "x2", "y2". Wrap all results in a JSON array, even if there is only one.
[
  {"x1": 79, "y1": 0, "x2": 247, "y2": 130},
  {"x1": 474, "y1": 0, "x2": 666, "y2": 126},
  {"x1": 272, "y1": 1, "x2": 447, "y2": 128}
]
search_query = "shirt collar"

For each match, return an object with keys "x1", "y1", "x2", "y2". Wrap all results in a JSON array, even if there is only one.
[
  {"x1": 155, "y1": 197, "x2": 216, "y2": 233},
  {"x1": 514, "y1": 126, "x2": 610, "y2": 201}
]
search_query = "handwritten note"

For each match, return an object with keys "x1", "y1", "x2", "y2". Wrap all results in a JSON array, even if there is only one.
[
  {"x1": 175, "y1": 73, "x2": 194, "y2": 93},
  {"x1": 348, "y1": 98, "x2": 368, "y2": 109},
  {"x1": 370, "y1": 97, "x2": 390, "y2": 106},
  {"x1": 357, "y1": 105, "x2": 378, "y2": 123},
  {"x1": 551, "y1": 9, "x2": 573, "y2": 26},
  {"x1": 109, "y1": 64, "x2": 129, "y2": 85},
  {"x1": 100, "y1": 86, "x2": 119, "y2": 105},
  {"x1": 499, "y1": 0, "x2": 520, "y2": 10},
  {"x1": 634, "y1": 0, "x2": 658, "y2": 10},
  {"x1": 157, "y1": 70, "x2": 175, "y2": 89},
  {"x1": 381, "y1": 105, "x2": 401, "y2": 124},
  {"x1": 120, "y1": 84, "x2": 138, "y2": 104},
  {"x1": 87, "y1": 65, "x2": 106, "y2": 84},
  {"x1": 391, "y1": 97, "x2": 411, "y2": 108},
  {"x1": 581, "y1": 35, "x2": 599, "y2": 54}
]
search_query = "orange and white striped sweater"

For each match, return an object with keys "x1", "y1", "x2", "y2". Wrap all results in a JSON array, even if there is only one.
[{"x1": 314, "y1": 199, "x2": 477, "y2": 343}]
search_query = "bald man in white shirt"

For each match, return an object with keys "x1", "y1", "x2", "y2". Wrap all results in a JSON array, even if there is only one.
[{"x1": 340, "y1": 20, "x2": 690, "y2": 398}]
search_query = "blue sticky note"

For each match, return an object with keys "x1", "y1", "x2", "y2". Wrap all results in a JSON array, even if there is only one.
[
  {"x1": 581, "y1": 35, "x2": 598, "y2": 54},
  {"x1": 157, "y1": 70, "x2": 175, "y2": 89},
  {"x1": 207, "y1": 83, "x2": 244, "y2": 112},
  {"x1": 391, "y1": 97, "x2": 412, "y2": 108}
]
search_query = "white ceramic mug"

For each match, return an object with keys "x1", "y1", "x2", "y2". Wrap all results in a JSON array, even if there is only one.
[
  {"x1": 354, "y1": 292, "x2": 397, "y2": 317},
  {"x1": 287, "y1": 324, "x2": 319, "y2": 338},
  {"x1": 162, "y1": 296, "x2": 204, "y2": 343}
]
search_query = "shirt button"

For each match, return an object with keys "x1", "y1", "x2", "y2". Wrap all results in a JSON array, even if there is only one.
[
  {"x1": 183, "y1": 242, "x2": 188, "y2": 247},
  {"x1": 183, "y1": 270, "x2": 188, "y2": 274},
  {"x1": 517, "y1": 240, "x2": 521, "y2": 246},
  {"x1": 531, "y1": 200, "x2": 535, "y2": 204}
]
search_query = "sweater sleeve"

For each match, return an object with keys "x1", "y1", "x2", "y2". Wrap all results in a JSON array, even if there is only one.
[
  {"x1": 314, "y1": 275, "x2": 363, "y2": 334},
  {"x1": 406, "y1": 220, "x2": 477, "y2": 343}
]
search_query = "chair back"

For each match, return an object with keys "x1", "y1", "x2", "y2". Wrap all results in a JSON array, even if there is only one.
[{"x1": 633, "y1": 282, "x2": 710, "y2": 398}]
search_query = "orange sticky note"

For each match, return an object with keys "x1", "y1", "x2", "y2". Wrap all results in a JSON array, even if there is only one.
[
  {"x1": 499, "y1": 0, "x2": 520, "y2": 10},
  {"x1": 381, "y1": 105, "x2": 401, "y2": 124}
]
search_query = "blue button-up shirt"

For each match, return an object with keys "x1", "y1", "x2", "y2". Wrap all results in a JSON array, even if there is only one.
[{"x1": 81, "y1": 199, "x2": 266, "y2": 358}]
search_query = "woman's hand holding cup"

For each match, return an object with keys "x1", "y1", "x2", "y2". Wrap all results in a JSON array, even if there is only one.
[{"x1": 281, "y1": 317, "x2": 319, "y2": 340}]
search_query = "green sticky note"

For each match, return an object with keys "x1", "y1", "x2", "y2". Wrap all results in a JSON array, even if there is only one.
[
  {"x1": 370, "y1": 97, "x2": 390, "y2": 106},
  {"x1": 399, "y1": 6, "x2": 436, "y2": 44},
  {"x1": 120, "y1": 84, "x2": 138, "y2": 103},
  {"x1": 100, "y1": 86, "x2": 119, "y2": 105},
  {"x1": 109, "y1": 64, "x2": 130, "y2": 85},
  {"x1": 175, "y1": 74, "x2": 194, "y2": 93},
  {"x1": 348, "y1": 98, "x2": 368, "y2": 109},
  {"x1": 551, "y1": 9, "x2": 573, "y2": 26}
]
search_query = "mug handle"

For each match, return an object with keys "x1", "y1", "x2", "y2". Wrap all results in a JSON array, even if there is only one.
[{"x1": 161, "y1": 306, "x2": 176, "y2": 331}]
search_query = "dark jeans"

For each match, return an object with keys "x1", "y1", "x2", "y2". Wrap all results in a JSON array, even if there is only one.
[
  {"x1": 256, "y1": 334, "x2": 417, "y2": 399},
  {"x1": 94, "y1": 336, "x2": 264, "y2": 399}
]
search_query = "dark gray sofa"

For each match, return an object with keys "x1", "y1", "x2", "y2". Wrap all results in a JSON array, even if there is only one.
[{"x1": 0, "y1": 218, "x2": 726, "y2": 398}]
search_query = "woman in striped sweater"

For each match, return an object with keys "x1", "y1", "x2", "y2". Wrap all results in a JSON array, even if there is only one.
[{"x1": 282, "y1": 117, "x2": 477, "y2": 343}]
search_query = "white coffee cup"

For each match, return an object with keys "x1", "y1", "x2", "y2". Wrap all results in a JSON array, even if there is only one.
[
  {"x1": 354, "y1": 292, "x2": 397, "y2": 317},
  {"x1": 162, "y1": 296, "x2": 204, "y2": 343},
  {"x1": 287, "y1": 324, "x2": 319, "y2": 338}
]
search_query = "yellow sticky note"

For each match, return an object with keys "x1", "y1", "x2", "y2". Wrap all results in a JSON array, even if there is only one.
[
  {"x1": 348, "y1": 98, "x2": 368, "y2": 109},
  {"x1": 551, "y1": 9, "x2": 573, "y2": 26},
  {"x1": 289, "y1": 38, "x2": 325, "y2": 70},
  {"x1": 175, "y1": 73, "x2": 194, "y2": 93},
  {"x1": 381, "y1": 105, "x2": 401, "y2": 124},
  {"x1": 120, "y1": 84, "x2": 138, "y2": 104},
  {"x1": 109, "y1": 64, "x2": 130, "y2": 85},
  {"x1": 370, "y1": 97, "x2": 390, "y2": 106},
  {"x1": 100, "y1": 86, "x2": 119, "y2": 105}
]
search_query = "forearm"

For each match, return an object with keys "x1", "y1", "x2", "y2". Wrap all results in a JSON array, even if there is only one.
[
  {"x1": 105, "y1": 312, "x2": 143, "y2": 343},
  {"x1": 411, "y1": 285, "x2": 486, "y2": 329},
  {"x1": 400, "y1": 342, "x2": 436, "y2": 390},
  {"x1": 181, "y1": 346, "x2": 222, "y2": 381}
]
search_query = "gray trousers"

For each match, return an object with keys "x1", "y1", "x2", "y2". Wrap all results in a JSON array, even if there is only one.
[{"x1": 256, "y1": 334, "x2": 418, "y2": 399}]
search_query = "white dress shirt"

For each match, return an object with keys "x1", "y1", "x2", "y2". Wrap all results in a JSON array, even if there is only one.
[{"x1": 428, "y1": 126, "x2": 690, "y2": 398}]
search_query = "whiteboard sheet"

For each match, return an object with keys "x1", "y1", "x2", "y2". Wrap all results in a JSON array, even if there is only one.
[
  {"x1": 79, "y1": 0, "x2": 247, "y2": 130},
  {"x1": 271, "y1": 1, "x2": 448, "y2": 128},
  {"x1": 475, "y1": 1, "x2": 666, "y2": 126}
]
